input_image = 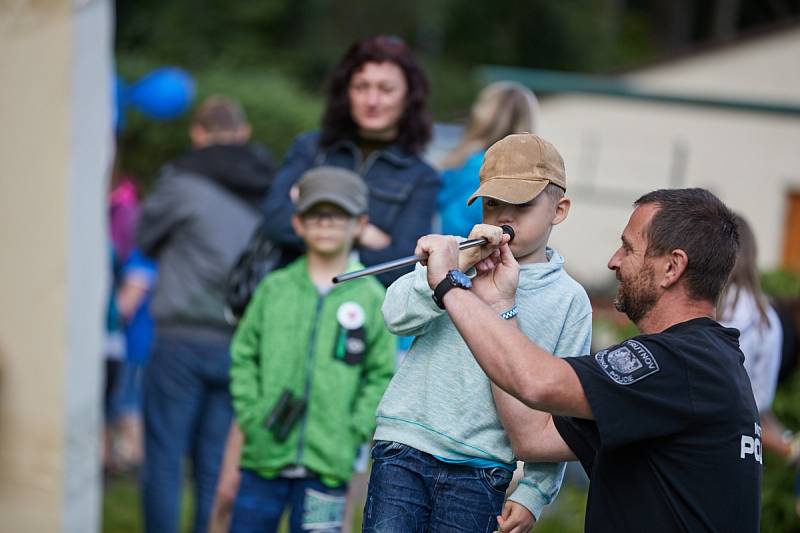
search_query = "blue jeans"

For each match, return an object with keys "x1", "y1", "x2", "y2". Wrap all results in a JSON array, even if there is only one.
[
  {"x1": 230, "y1": 470, "x2": 348, "y2": 533},
  {"x1": 108, "y1": 359, "x2": 145, "y2": 420},
  {"x1": 141, "y1": 333, "x2": 233, "y2": 533},
  {"x1": 362, "y1": 441, "x2": 513, "y2": 532}
]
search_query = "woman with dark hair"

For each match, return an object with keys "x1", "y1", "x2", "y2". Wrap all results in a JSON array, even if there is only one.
[{"x1": 262, "y1": 35, "x2": 439, "y2": 287}]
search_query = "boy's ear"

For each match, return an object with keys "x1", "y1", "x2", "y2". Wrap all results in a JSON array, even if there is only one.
[
  {"x1": 291, "y1": 214, "x2": 306, "y2": 237},
  {"x1": 552, "y1": 196, "x2": 571, "y2": 226}
]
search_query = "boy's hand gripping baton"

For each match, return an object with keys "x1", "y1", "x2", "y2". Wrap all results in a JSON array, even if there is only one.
[{"x1": 332, "y1": 225, "x2": 515, "y2": 284}]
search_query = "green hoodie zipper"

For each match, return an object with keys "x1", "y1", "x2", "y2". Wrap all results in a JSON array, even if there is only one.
[{"x1": 295, "y1": 293, "x2": 325, "y2": 463}]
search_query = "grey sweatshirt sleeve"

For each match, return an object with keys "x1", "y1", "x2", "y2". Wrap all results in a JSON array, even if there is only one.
[
  {"x1": 381, "y1": 264, "x2": 446, "y2": 337},
  {"x1": 508, "y1": 301, "x2": 593, "y2": 518},
  {"x1": 509, "y1": 462, "x2": 567, "y2": 519},
  {"x1": 136, "y1": 174, "x2": 193, "y2": 258}
]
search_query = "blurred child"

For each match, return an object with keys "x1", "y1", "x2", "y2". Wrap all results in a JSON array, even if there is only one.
[
  {"x1": 108, "y1": 249, "x2": 157, "y2": 470},
  {"x1": 228, "y1": 167, "x2": 395, "y2": 532}
]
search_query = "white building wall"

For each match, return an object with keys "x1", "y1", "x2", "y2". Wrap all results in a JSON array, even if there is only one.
[
  {"x1": 540, "y1": 29, "x2": 800, "y2": 288},
  {"x1": 632, "y1": 27, "x2": 800, "y2": 103}
]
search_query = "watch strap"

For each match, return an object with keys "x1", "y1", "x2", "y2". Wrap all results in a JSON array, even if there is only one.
[
  {"x1": 432, "y1": 276, "x2": 455, "y2": 310},
  {"x1": 432, "y1": 270, "x2": 470, "y2": 310}
]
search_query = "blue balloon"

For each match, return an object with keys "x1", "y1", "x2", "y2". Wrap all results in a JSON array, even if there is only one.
[
  {"x1": 114, "y1": 75, "x2": 128, "y2": 132},
  {"x1": 128, "y1": 67, "x2": 195, "y2": 120}
]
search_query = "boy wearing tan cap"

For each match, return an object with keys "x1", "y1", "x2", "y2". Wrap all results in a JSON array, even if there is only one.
[
  {"x1": 363, "y1": 134, "x2": 592, "y2": 532},
  {"x1": 228, "y1": 166, "x2": 395, "y2": 532}
]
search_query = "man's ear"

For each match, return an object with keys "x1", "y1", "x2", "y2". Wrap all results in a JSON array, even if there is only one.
[
  {"x1": 291, "y1": 214, "x2": 305, "y2": 238},
  {"x1": 661, "y1": 249, "x2": 689, "y2": 289},
  {"x1": 552, "y1": 197, "x2": 571, "y2": 225},
  {"x1": 189, "y1": 124, "x2": 210, "y2": 148},
  {"x1": 236, "y1": 123, "x2": 252, "y2": 143}
]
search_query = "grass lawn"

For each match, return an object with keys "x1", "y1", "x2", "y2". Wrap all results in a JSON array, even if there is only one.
[
  {"x1": 102, "y1": 473, "x2": 193, "y2": 533},
  {"x1": 102, "y1": 473, "x2": 586, "y2": 533}
]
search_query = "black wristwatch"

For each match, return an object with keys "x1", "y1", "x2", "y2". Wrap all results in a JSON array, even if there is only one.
[{"x1": 432, "y1": 269, "x2": 473, "y2": 310}]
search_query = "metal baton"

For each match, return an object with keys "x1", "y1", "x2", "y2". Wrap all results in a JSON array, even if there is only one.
[{"x1": 332, "y1": 225, "x2": 515, "y2": 284}]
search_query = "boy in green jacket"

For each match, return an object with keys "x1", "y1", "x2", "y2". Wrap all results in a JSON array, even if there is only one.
[{"x1": 229, "y1": 166, "x2": 395, "y2": 532}]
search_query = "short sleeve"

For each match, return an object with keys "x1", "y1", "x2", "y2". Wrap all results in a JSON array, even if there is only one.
[
  {"x1": 553, "y1": 415, "x2": 600, "y2": 475},
  {"x1": 123, "y1": 250, "x2": 157, "y2": 286},
  {"x1": 565, "y1": 338, "x2": 694, "y2": 450}
]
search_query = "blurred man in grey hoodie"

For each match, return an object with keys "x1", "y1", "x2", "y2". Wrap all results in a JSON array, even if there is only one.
[{"x1": 136, "y1": 95, "x2": 274, "y2": 533}]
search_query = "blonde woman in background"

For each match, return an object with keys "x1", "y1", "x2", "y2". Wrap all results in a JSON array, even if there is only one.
[
  {"x1": 718, "y1": 214, "x2": 800, "y2": 517},
  {"x1": 719, "y1": 214, "x2": 783, "y2": 414},
  {"x1": 437, "y1": 81, "x2": 539, "y2": 237}
]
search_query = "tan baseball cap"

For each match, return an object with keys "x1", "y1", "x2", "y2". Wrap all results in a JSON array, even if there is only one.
[{"x1": 467, "y1": 133, "x2": 566, "y2": 205}]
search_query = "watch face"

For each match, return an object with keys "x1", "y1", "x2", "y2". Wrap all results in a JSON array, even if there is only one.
[{"x1": 449, "y1": 269, "x2": 472, "y2": 289}]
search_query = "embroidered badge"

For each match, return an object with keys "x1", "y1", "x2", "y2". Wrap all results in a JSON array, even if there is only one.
[
  {"x1": 336, "y1": 302, "x2": 365, "y2": 330},
  {"x1": 594, "y1": 339, "x2": 659, "y2": 385}
]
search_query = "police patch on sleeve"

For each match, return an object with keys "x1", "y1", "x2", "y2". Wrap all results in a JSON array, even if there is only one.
[{"x1": 594, "y1": 340, "x2": 660, "y2": 385}]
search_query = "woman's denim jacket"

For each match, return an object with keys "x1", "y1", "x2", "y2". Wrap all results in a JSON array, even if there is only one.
[{"x1": 262, "y1": 131, "x2": 441, "y2": 286}]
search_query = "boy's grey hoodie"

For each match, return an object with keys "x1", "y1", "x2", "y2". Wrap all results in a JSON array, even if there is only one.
[{"x1": 375, "y1": 248, "x2": 592, "y2": 518}]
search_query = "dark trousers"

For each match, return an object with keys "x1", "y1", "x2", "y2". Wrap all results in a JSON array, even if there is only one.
[
  {"x1": 141, "y1": 333, "x2": 233, "y2": 533},
  {"x1": 230, "y1": 470, "x2": 348, "y2": 533},
  {"x1": 361, "y1": 441, "x2": 512, "y2": 533}
]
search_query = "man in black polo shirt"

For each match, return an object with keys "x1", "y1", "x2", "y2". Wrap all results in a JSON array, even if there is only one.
[{"x1": 415, "y1": 188, "x2": 761, "y2": 532}]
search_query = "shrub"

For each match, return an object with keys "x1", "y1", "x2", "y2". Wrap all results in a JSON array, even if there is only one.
[
  {"x1": 763, "y1": 270, "x2": 800, "y2": 300},
  {"x1": 116, "y1": 55, "x2": 322, "y2": 188}
]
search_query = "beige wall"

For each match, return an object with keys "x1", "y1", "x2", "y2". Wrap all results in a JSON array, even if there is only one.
[
  {"x1": 540, "y1": 29, "x2": 800, "y2": 288},
  {"x1": 0, "y1": 1, "x2": 111, "y2": 531}
]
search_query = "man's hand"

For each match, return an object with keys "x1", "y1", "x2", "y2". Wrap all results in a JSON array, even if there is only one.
[
  {"x1": 458, "y1": 224, "x2": 510, "y2": 271},
  {"x1": 495, "y1": 501, "x2": 535, "y2": 533},
  {"x1": 415, "y1": 235, "x2": 460, "y2": 289},
  {"x1": 472, "y1": 243, "x2": 520, "y2": 310}
]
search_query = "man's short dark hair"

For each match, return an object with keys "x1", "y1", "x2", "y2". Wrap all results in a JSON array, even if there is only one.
[
  {"x1": 193, "y1": 95, "x2": 247, "y2": 133},
  {"x1": 634, "y1": 188, "x2": 739, "y2": 303}
]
